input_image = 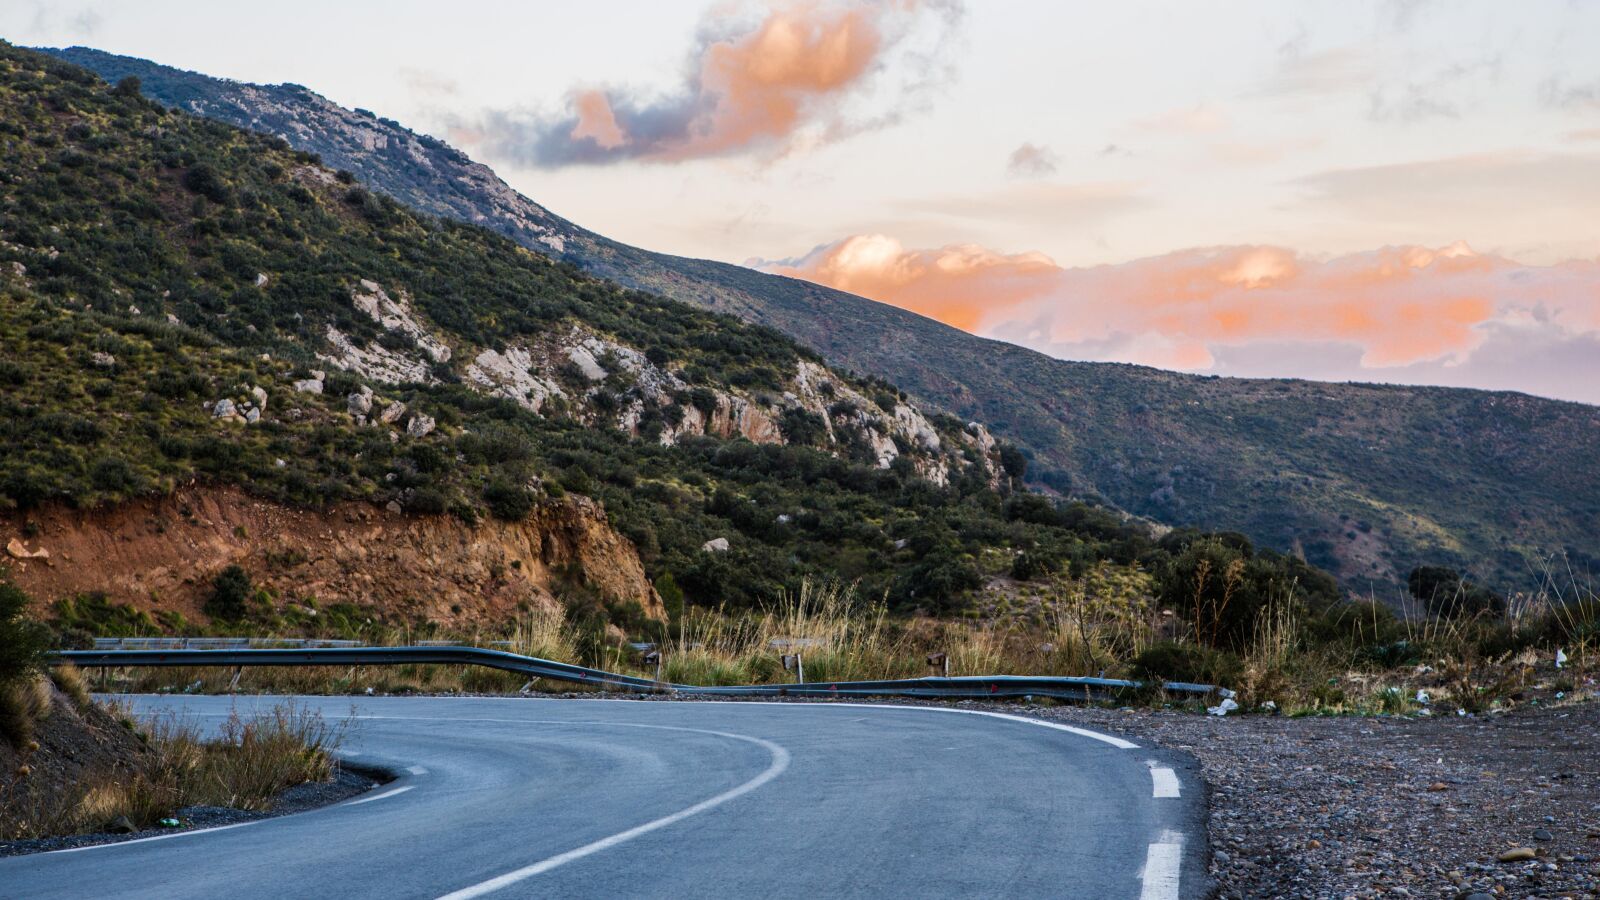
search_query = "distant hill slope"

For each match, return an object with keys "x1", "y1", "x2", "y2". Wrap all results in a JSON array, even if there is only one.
[
  {"x1": 47, "y1": 46, "x2": 1600, "y2": 594},
  {"x1": 4, "y1": 43, "x2": 1107, "y2": 623}
]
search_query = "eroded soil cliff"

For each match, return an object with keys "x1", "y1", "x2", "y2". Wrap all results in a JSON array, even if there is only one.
[{"x1": 2, "y1": 485, "x2": 662, "y2": 627}]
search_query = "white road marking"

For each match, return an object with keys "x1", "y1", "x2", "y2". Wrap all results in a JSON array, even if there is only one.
[
  {"x1": 39, "y1": 819, "x2": 265, "y2": 855},
  {"x1": 432, "y1": 724, "x2": 790, "y2": 900},
  {"x1": 797, "y1": 702, "x2": 1140, "y2": 750},
  {"x1": 1147, "y1": 761, "x2": 1181, "y2": 798},
  {"x1": 343, "y1": 784, "x2": 414, "y2": 806},
  {"x1": 1139, "y1": 830, "x2": 1185, "y2": 900},
  {"x1": 407, "y1": 765, "x2": 429, "y2": 776},
  {"x1": 351, "y1": 699, "x2": 1142, "y2": 750}
]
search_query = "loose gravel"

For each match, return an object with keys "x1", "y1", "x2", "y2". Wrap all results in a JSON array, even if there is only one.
[{"x1": 1001, "y1": 700, "x2": 1600, "y2": 899}]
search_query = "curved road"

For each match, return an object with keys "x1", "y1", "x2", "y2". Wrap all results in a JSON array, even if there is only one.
[{"x1": 1, "y1": 696, "x2": 1207, "y2": 899}]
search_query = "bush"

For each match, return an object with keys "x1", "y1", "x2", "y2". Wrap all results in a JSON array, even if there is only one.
[
  {"x1": 1407, "y1": 566, "x2": 1504, "y2": 619},
  {"x1": 1, "y1": 578, "x2": 52, "y2": 747},
  {"x1": 1131, "y1": 641, "x2": 1243, "y2": 688},
  {"x1": 483, "y1": 479, "x2": 533, "y2": 521},
  {"x1": 204, "y1": 565, "x2": 254, "y2": 621}
]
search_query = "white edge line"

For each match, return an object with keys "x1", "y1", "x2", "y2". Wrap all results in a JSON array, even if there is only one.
[
  {"x1": 349, "y1": 699, "x2": 1141, "y2": 749},
  {"x1": 802, "y1": 702, "x2": 1140, "y2": 749},
  {"x1": 343, "y1": 784, "x2": 414, "y2": 806},
  {"x1": 434, "y1": 728, "x2": 790, "y2": 900},
  {"x1": 1147, "y1": 761, "x2": 1181, "y2": 798},
  {"x1": 39, "y1": 819, "x2": 265, "y2": 855},
  {"x1": 1139, "y1": 831, "x2": 1185, "y2": 900}
]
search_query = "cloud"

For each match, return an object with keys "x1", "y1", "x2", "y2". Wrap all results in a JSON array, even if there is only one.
[
  {"x1": 1128, "y1": 103, "x2": 1230, "y2": 135},
  {"x1": 756, "y1": 236, "x2": 1600, "y2": 401},
  {"x1": 1541, "y1": 75, "x2": 1600, "y2": 111},
  {"x1": 1257, "y1": 47, "x2": 1377, "y2": 97},
  {"x1": 890, "y1": 180, "x2": 1151, "y2": 228},
  {"x1": 1005, "y1": 142, "x2": 1057, "y2": 178},
  {"x1": 467, "y1": 0, "x2": 962, "y2": 167}
]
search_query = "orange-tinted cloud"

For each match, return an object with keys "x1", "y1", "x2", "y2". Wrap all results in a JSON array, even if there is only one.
[
  {"x1": 479, "y1": 1, "x2": 958, "y2": 166},
  {"x1": 758, "y1": 236, "x2": 1600, "y2": 380}
]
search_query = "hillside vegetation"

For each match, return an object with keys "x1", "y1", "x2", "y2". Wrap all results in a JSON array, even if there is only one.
[
  {"x1": 46, "y1": 46, "x2": 1600, "y2": 596},
  {"x1": 0, "y1": 43, "x2": 1239, "y2": 627}
]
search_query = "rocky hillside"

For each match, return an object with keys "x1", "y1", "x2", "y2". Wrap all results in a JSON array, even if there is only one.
[
  {"x1": 0, "y1": 43, "x2": 1187, "y2": 625},
  {"x1": 47, "y1": 46, "x2": 1600, "y2": 595},
  {"x1": 2, "y1": 486, "x2": 660, "y2": 629}
]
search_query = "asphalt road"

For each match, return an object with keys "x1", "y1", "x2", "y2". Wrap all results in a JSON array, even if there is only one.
[{"x1": 0, "y1": 696, "x2": 1207, "y2": 899}]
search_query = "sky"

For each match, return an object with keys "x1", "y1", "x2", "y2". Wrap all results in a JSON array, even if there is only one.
[{"x1": 6, "y1": 0, "x2": 1600, "y2": 403}]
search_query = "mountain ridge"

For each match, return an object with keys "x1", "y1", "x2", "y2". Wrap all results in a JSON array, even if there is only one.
[{"x1": 41, "y1": 45, "x2": 1600, "y2": 595}]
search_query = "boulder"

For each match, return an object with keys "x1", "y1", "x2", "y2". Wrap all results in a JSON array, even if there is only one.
[
  {"x1": 347, "y1": 388, "x2": 373, "y2": 417},
  {"x1": 701, "y1": 537, "x2": 730, "y2": 552},
  {"x1": 292, "y1": 377, "x2": 324, "y2": 395},
  {"x1": 249, "y1": 385, "x2": 268, "y2": 410},
  {"x1": 405, "y1": 414, "x2": 435, "y2": 438},
  {"x1": 5, "y1": 538, "x2": 48, "y2": 561},
  {"x1": 90, "y1": 351, "x2": 116, "y2": 369},
  {"x1": 255, "y1": 272, "x2": 270, "y2": 287},
  {"x1": 378, "y1": 401, "x2": 407, "y2": 425},
  {"x1": 211, "y1": 398, "x2": 237, "y2": 418}
]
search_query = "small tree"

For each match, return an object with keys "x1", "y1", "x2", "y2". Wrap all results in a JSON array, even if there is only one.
[{"x1": 205, "y1": 565, "x2": 254, "y2": 621}]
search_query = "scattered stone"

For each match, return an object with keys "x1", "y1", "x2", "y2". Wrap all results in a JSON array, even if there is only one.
[
  {"x1": 8, "y1": 261, "x2": 24, "y2": 277},
  {"x1": 245, "y1": 407, "x2": 261, "y2": 424},
  {"x1": 166, "y1": 313, "x2": 181, "y2": 325},
  {"x1": 384, "y1": 500, "x2": 403, "y2": 514},
  {"x1": 89, "y1": 351, "x2": 116, "y2": 369},
  {"x1": 1497, "y1": 848, "x2": 1536, "y2": 862},
  {"x1": 292, "y1": 376, "x2": 324, "y2": 394},
  {"x1": 701, "y1": 537, "x2": 730, "y2": 552},
  {"x1": 255, "y1": 272, "x2": 269, "y2": 287},
  {"x1": 105, "y1": 816, "x2": 136, "y2": 835},
  {"x1": 1533, "y1": 829, "x2": 1554, "y2": 842},
  {"x1": 249, "y1": 385, "x2": 268, "y2": 411},
  {"x1": 1428, "y1": 782, "x2": 1450, "y2": 792},
  {"x1": 347, "y1": 388, "x2": 373, "y2": 417},
  {"x1": 5, "y1": 538, "x2": 48, "y2": 561},
  {"x1": 404, "y1": 414, "x2": 435, "y2": 438},
  {"x1": 211, "y1": 398, "x2": 238, "y2": 419},
  {"x1": 378, "y1": 401, "x2": 407, "y2": 425}
]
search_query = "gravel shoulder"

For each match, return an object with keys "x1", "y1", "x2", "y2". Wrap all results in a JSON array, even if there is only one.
[
  {"x1": 1000, "y1": 700, "x2": 1600, "y2": 900},
  {"x1": 0, "y1": 765, "x2": 383, "y2": 858}
]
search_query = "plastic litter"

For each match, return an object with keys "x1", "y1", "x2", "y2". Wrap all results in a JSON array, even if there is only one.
[
  {"x1": 158, "y1": 818, "x2": 180, "y2": 828},
  {"x1": 1556, "y1": 648, "x2": 1568, "y2": 669},
  {"x1": 1207, "y1": 697, "x2": 1239, "y2": 716},
  {"x1": 1415, "y1": 689, "x2": 1429, "y2": 704}
]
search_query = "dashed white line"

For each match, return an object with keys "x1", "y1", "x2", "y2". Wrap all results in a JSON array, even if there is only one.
[
  {"x1": 1147, "y1": 761, "x2": 1181, "y2": 798},
  {"x1": 343, "y1": 784, "x2": 414, "y2": 806},
  {"x1": 1139, "y1": 830, "x2": 1185, "y2": 900},
  {"x1": 433, "y1": 725, "x2": 790, "y2": 900}
]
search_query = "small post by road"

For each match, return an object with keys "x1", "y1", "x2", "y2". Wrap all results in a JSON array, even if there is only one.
[
  {"x1": 927, "y1": 652, "x2": 949, "y2": 678},
  {"x1": 782, "y1": 653, "x2": 805, "y2": 684}
]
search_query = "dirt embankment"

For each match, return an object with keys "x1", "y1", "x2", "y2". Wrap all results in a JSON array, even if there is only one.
[{"x1": 2, "y1": 485, "x2": 663, "y2": 626}]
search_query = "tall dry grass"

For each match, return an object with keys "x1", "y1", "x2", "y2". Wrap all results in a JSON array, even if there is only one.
[{"x1": 1, "y1": 699, "x2": 345, "y2": 840}]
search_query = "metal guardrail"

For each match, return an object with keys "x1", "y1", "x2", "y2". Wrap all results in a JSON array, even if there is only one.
[
  {"x1": 52, "y1": 645, "x2": 1215, "y2": 702},
  {"x1": 91, "y1": 637, "x2": 366, "y2": 650}
]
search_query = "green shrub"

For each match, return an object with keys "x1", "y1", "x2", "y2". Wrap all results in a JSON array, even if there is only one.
[
  {"x1": 204, "y1": 565, "x2": 254, "y2": 621},
  {"x1": 1131, "y1": 641, "x2": 1243, "y2": 687},
  {"x1": 0, "y1": 578, "x2": 52, "y2": 747}
]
